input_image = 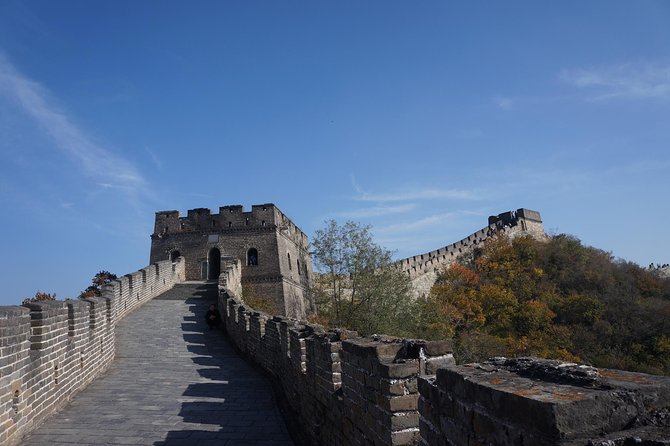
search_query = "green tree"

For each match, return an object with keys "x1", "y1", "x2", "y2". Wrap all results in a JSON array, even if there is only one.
[{"x1": 311, "y1": 220, "x2": 415, "y2": 336}]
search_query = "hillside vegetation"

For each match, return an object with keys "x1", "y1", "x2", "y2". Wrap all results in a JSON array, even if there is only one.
[
  {"x1": 307, "y1": 221, "x2": 670, "y2": 376},
  {"x1": 415, "y1": 234, "x2": 670, "y2": 375}
]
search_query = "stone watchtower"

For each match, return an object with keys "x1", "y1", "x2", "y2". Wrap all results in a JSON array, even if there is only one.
[{"x1": 149, "y1": 203, "x2": 311, "y2": 318}]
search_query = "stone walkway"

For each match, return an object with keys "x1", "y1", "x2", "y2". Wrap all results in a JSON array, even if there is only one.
[{"x1": 22, "y1": 283, "x2": 294, "y2": 446}]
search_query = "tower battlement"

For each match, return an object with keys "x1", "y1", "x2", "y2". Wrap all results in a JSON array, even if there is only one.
[
  {"x1": 153, "y1": 203, "x2": 308, "y2": 248},
  {"x1": 150, "y1": 203, "x2": 311, "y2": 318}
]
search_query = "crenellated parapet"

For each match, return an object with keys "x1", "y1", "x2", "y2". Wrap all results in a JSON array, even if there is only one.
[
  {"x1": 220, "y1": 291, "x2": 455, "y2": 446},
  {"x1": 221, "y1": 290, "x2": 670, "y2": 446},
  {"x1": 418, "y1": 357, "x2": 670, "y2": 446},
  {"x1": 0, "y1": 258, "x2": 185, "y2": 445},
  {"x1": 150, "y1": 203, "x2": 312, "y2": 319},
  {"x1": 399, "y1": 208, "x2": 546, "y2": 297},
  {"x1": 152, "y1": 203, "x2": 309, "y2": 249}
]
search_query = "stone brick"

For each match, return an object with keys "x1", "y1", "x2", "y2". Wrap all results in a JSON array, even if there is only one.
[
  {"x1": 0, "y1": 259, "x2": 184, "y2": 446},
  {"x1": 149, "y1": 204, "x2": 312, "y2": 319}
]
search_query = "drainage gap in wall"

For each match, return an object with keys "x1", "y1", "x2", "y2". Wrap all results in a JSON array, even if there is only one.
[
  {"x1": 12, "y1": 390, "x2": 19, "y2": 415},
  {"x1": 54, "y1": 365, "x2": 59, "y2": 385},
  {"x1": 80, "y1": 354, "x2": 84, "y2": 370},
  {"x1": 100, "y1": 339, "x2": 103, "y2": 354}
]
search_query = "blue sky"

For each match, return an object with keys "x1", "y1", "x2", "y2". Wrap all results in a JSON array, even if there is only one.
[{"x1": 1, "y1": 1, "x2": 669, "y2": 305}]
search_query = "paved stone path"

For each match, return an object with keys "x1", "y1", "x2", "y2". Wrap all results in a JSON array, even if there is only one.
[{"x1": 22, "y1": 283, "x2": 294, "y2": 446}]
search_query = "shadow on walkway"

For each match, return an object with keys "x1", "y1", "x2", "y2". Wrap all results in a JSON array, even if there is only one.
[{"x1": 155, "y1": 290, "x2": 293, "y2": 446}]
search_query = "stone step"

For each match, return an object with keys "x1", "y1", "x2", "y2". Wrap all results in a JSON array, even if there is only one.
[{"x1": 154, "y1": 281, "x2": 218, "y2": 300}]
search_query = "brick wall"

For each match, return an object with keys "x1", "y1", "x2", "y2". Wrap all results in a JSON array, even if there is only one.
[
  {"x1": 418, "y1": 357, "x2": 670, "y2": 446},
  {"x1": 0, "y1": 258, "x2": 185, "y2": 445},
  {"x1": 220, "y1": 291, "x2": 455, "y2": 446},
  {"x1": 221, "y1": 292, "x2": 670, "y2": 446},
  {"x1": 398, "y1": 208, "x2": 547, "y2": 297},
  {"x1": 150, "y1": 203, "x2": 312, "y2": 319}
]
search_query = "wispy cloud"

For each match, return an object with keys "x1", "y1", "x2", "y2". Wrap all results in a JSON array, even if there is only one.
[
  {"x1": 560, "y1": 63, "x2": 670, "y2": 101},
  {"x1": 493, "y1": 96, "x2": 514, "y2": 110},
  {"x1": 349, "y1": 174, "x2": 478, "y2": 203},
  {"x1": 0, "y1": 52, "x2": 147, "y2": 196},
  {"x1": 145, "y1": 146, "x2": 163, "y2": 171},
  {"x1": 332, "y1": 203, "x2": 416, "y2": 219},
  {"x1": 356, "y1": 188, "x2": 478, "y2": 202},
  {"x1": 375, "y1": 210, "x2": 481, "y2": 235}
]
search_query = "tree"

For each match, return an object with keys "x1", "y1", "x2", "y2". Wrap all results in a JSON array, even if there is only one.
[
  {"x1": 23, "y1": 291, "x2": 56, "y2": 305},
  {"x1": 311, "y1": 220, "x2": 415, "y2": 336},
  {"x1": 80, "y1": 271, "x2": 118, "y2": 299}
]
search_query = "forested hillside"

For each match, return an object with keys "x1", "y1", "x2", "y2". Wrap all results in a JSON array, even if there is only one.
[{"x1": 415, "y1": 234, "x2": 670, "y2": 375}]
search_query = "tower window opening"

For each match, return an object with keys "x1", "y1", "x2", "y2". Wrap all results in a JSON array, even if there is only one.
[
  {"x1": 247, "y1": 248, "x2": 258, "y2": 266},
  {"x1": 245, "y1": 217, "x2": 249, "y2": 226},
  {"x1": 297, "y1": 259, "x2": 301, "y2": 275},
  {"x1": 262, "y1": 220, "x2": 266, "y2": 227},
  {"x1": 287, "y1": 253, "x2": 292, "y2": 270}
]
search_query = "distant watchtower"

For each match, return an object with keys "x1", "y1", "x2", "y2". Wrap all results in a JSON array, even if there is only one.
[{"x1": 149, "y1": 203, "x2": 311, "y2": 318}]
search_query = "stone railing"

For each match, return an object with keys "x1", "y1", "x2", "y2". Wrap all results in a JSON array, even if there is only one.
[
  {"x1": 220, "y1": 291, "x2": 670, "y2": 446},
  {"x1": 0, "y1": 258, "x2": 185, "y2": 445},
  {"x1": 419, "y1": 357, "x2": 670, "y2": 445},
  {"x1": 220, "y1": 290, "x2": 454, "y2": 445}
]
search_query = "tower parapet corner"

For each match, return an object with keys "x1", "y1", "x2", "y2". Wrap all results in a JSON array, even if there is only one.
[{"x1": 516, "y1": 208, "x2": 542, "y2": 222}]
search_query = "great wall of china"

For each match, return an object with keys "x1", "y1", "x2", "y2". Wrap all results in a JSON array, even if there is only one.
[
  {"x1": 0, "y1": 260, "x2": 185, "y2": 445},
  {"x1": 398, "y1": 208, "x2": 546, "y2": 297},
  {"x1": 1, "y1": 207, "x2": 668, "y2": 445},
  {"x1": 216, "y1": 257, "x2": 670, "y2": 446}
]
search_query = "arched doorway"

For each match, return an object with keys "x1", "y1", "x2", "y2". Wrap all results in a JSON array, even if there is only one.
[
  {"x1": 208, "y1": 248, "x2": 220, "y2": 280},
  {"x1": 170, "y1": 250, "x2": 181, "y2": 262}
]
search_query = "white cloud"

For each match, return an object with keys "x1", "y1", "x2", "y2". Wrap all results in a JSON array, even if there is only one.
[
  {"x1": 145, "y1": 146, "x2": 163, "y2": 171},
  {"x1": 349, "y1": 174, "x2": 478, "y2": 203},
  {"x1": 560, "y1": 63, "x2": 670, "y2": 101},
  {"x1": 0, "y1": 52, "x2": 147, "y2": 195},
  {"x1": 375, "y1": 210, "x2": 481, "y2": 235},
  {"x1": 356, "y1": 188, "x2": 478, "y2": 202},
  {"x1": 349, "y1": 172, "x2": 364, "y2": 194},
  {"x1": 493, "y1": 96, "x2": 513, "y2": 110},
  {"x1": 333, "y1": 203, "x2": 416, "y2": 219}
]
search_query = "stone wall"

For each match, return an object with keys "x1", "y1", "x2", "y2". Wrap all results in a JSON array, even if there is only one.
[
  {"x1": 0, "y1": 258, "x2": 185, "y2": 445},
  {"x1": 221, "y1": 292, "x2": 670, "y2": 446},
  {"x1": 418, "y1": 357, "x2": 670, "y2": 446},
  {"x1": 398, "y1": 208, "x2": 546, "y2": 297},
  {"x1": 150, "y1": 203, "x2": 311, "y2": 318},
  {"x1": 219, "y1": 291, "x2": 456, "y2": 446},
  {"x1": 219, "y1": 256, "x2": 243, "y2": 300}
]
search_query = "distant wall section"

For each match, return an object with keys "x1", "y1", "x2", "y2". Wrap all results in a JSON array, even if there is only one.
[{"x1": 399, "y1": 208, "x2": 545, "y2": 297}]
